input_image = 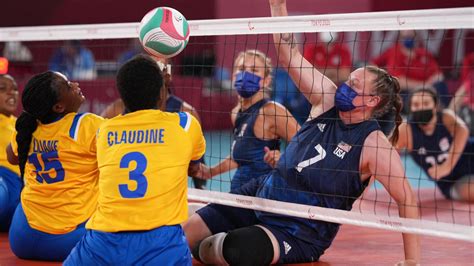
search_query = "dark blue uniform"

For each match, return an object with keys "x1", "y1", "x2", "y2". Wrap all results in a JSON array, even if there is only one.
[
  {"x1": 198, "y1": 107, "x2": 380, "y2": 263},
  {"x1": 231, "y1": 99, "x2": 280, "y2": 191},
  {"x1": 166, "y1": 94, "x2": 206, "y2": 189},
  {"x1": 166, "y1": 94, "x2": 184, "y2": 113},
  {"x1": 409, "y1": 112, "x2": 474, "y2": 198}
]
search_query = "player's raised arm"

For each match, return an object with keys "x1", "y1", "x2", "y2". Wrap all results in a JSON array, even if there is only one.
[{"x1": 269, "y1": 0, "x2": 336, "y2": 116}]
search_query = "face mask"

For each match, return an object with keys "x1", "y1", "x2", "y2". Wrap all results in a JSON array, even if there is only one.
[
  {"x1": 234, "y1": 71, "x2": 262, "y2": 98},
  {"x1": 334, "y1": 83, "x2": 366, "y2": 112},
  {"x1": 410, "y1": 109, "x2": 433, "y2": 125},
  {"x1": 403, "y1": 38, "x2": 415, "y2": 49}
]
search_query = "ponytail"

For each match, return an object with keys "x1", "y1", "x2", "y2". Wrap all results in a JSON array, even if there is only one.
[
  {"x1": 15, "y1": 112, "x2": 38, "y2": 178},
  {"x1": 16, "y1": 71, "x2": 61, "y2": 177},
  {"x1": 366, "y1": 66, "x2": 403, "y2": 145}
]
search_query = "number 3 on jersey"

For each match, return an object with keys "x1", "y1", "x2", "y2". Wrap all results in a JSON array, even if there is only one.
[{"x1": 119, "y1": 152, "x2": 148, "y2": 198}]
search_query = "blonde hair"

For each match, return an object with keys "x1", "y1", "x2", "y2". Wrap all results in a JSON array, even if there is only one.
[{"x1": 234, "y1": 49, "x2": 273, "y2": 78}]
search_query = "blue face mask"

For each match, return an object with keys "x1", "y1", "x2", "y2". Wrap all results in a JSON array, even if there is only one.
[
  {"x1": 334, "y1": 83, "x2": 366, "y2": 112},
  {"x1": 234, "y1": 71, "x2": 262, "y2": 98},
  {"x1": 403, "y1": 38, "x2": 415, "y2": 49}
]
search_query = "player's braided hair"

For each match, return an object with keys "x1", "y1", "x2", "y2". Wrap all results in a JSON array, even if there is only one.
[
  {"x1": 16, "y1": 71, "x2": 62, "y2": 178},
  {"x1": 366, "y1": 66, "x2": 403, "y2": 145}
]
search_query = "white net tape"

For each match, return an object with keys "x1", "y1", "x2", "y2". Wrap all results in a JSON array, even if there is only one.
[
  {"x1": 0, "y1": 8, "x2": 472, "y2": 41},
  {"x1": 1, "y1": 7, "x2": 473, "y2": 242},
  {"x1": 188, "y1": 189, "x2": 474, "y2": 242}
]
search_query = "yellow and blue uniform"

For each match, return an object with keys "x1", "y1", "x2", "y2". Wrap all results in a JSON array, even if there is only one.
[
  {"x1": 0, "y1": 113, "x2": 22, "y2": 231},
  {"x1": 9, "y1": 112, "x2": 103, "y2": 261},
  {"x1": 65, "y1": 110, "x2": 205, "y2": 266},
  {"x1": 0, "y1": 114, "x2": 20, "y2": 175}
]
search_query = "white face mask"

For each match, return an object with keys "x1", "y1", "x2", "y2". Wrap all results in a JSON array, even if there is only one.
[{"x1": 319, "y1": 32, "x2": 338, "y2": 43}]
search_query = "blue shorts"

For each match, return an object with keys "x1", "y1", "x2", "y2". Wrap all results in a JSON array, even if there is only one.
[
  {"x1": 0, "y1": 167, "x2": 22, "y2": 232},
  {"x1": 231, "y1": 164, "x2": 271, "y2": 192},
  {"x1": 436, "y1": 138, "x2": 474, "y2": 199},
  {"x1": 435, "y1": 174, "x2": 462, "y2": 199},
  {"x1": 8, "y1": 204, "x2": 86, "y2": 261},
  {"x1": 64, "y1": 225, "x2": 191, "y2": 266},
  {"x1": 196, "y1": 177, "x2": 321, "y2": 263}
]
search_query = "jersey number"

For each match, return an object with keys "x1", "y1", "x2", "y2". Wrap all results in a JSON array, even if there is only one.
[
  {"x1": 296, "y1": 144, "x2": 326, "y2": 172},
  {"x1": 119, "y1": 152, "x2": 148, "y2": 198},
  {"x1": 425, "y1": 153, "x2": 449, "y2": 168},
  {"x1": 29, "y1": 151, "x2": 65, "y2": 184}
]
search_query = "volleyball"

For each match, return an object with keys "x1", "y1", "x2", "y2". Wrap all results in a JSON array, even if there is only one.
[{"x1": 138, "y1": 7, "x2": 190, "y2": 58}]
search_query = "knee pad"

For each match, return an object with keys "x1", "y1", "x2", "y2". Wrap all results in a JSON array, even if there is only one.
[
  {"x1": 193, "y1": 232, "x2": 228, "y2": 265},
  {"x1": 222, "y1": 226, "x2": 274, "y2": 266}
]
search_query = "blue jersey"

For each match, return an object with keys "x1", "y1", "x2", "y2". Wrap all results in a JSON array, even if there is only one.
[
  {"x1": 166, "y1": 94, "x2": 184, "y2": 113},
  {"x1": 255, "y1": 107, "x2": 379, "y2": 254},
  {"x1": 409, "y1": 112, "x2": 474, "y2": 197},
  {"x1": 231, "y1": 99, "x2": 280, "y2": 191}
]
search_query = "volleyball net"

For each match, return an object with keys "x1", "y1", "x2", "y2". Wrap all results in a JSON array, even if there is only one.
[{"x1": 1, "y1": 8, "x2": 473, "y2": 242}]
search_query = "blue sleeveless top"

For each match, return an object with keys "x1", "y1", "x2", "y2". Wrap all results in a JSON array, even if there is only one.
[
  {"x1": 165, "y1": 95, "x2": 184, "y2": 113},
  {"x1": 231, "y1": 99, "x2": 280, "y2": 192},
  {"x1": 255, "y1": 107, "x2": 380, "y2": 255},
  {"x1": 409, "y1": 112, "x2": 474, "y2": 198}
]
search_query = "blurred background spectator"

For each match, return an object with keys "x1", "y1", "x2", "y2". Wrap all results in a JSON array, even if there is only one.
[
  {"x1": 49, "y1": 40, "x2": 97, "y2": 80},
  {"x1": 117, "y1": 39, "x2": 143, "y2": 66},
  {"x1": 303, "y1": 32, "x2": 352, "y2": 85},
  {"x1": 450, "y1": 52, "x2": 474, "y2": 136},
  {"x1": 2, "y1": 42, "x2": 32, "y2": 63},
  {"x1": 372, "y1": 30, "x2": 448, "y2": 111},
  {"x1": 272, "y1": 67, "x2": 311, "y2": 125},
  {"x1": 2, "y1": 42, "x2": 33, "y2": 79}
]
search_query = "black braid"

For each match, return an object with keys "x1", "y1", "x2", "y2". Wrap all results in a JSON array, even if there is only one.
[{"x1": 15, "y1": 71, "x2": 61, "y2": 178}]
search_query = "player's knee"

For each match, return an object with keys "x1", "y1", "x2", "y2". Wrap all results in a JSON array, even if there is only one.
[
  {"x1": 0, "y1": 178, "x2": 8, "y2": 213},
  {"x1": 222, "y1": 226, "x2": 274, "y2": 266},
  {"x1": 193, "y1": 232, "x2": 227, "y2": 265},
  {"x1": 452, "y1": 175, "x2": 474, "y2": 202},
  {"x1": 193, "y1": 226, "x2": 274, "y2": 266}
]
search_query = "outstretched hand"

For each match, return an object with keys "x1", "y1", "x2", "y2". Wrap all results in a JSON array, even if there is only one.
[
  {"x1": 263, "y1": 146, "x2": 281, "y2": 168},
  {"x1": 188, "y1": 163, "x2": 213, "y2": 180},
  {"x1": 427, "y1": 161, "x2": 452, "y2": 180}
]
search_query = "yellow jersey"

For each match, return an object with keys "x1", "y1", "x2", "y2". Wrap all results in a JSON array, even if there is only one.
[
  {"x1": 11, "y1": 112, "x2": 103, "y2": 234},
  {"x1": 0, "y1": 113, "x2": 20, "y2": 175},
  {"x1": 87, "y1": 110, "x2": 206, "y2": 232}
]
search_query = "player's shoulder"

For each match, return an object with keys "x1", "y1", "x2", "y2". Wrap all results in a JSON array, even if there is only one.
[
  {"x1": 71, "y1": 112, "x2": 104, "y2": 127},
  {"x1": 441, "y1": 109, "x2": 456, "y2": 121},
  {"x1": 261, "y1": 100, "x2": 287, "y2": 115},
  {"x1": 67, "y1": 112, "x2": 103, "y2": 140},
  {"x1": 176, "y1": 111, "x2": 201, "y2": 131},
  {"x1": 365, "y1": 130, "x2": 392, "y2": 150}
]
